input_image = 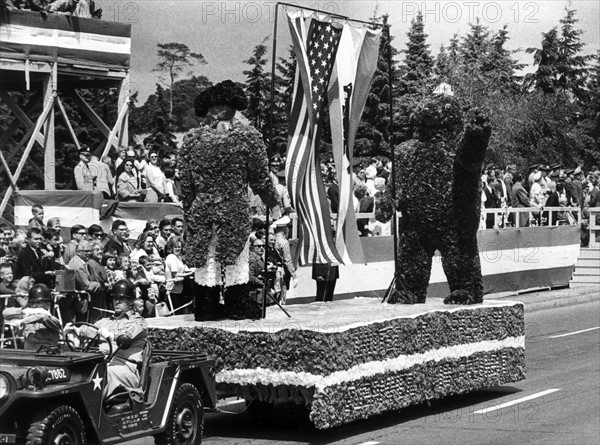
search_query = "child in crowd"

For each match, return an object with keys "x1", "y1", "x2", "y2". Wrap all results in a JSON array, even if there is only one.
[
  {"x1": 0, "y1": 263, "x2": 16, "y2": 295},
  {"x1": 133, "y1": 298, "x2": 145, "y2": 316},
  {"x1": 116, "y1": 254, "x2": 131, "y2": 281},
  {"x1": 101, "y1": 253, "x2": 119, "y2": 291},
  {"x1": 27, "y1": 204, "x2": 46, "y2": 231}
]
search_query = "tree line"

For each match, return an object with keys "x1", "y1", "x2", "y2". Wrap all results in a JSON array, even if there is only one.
[{"x1": 1, "y1": 7, "x2": 599, "y2": 194}]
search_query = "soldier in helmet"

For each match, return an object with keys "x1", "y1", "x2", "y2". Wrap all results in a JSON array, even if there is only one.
[
  {"x1": 3, "y1": 283, "x2": 62, "y2": 350},
  {"x1": 71, "y1": 279, "x2": 147, "y2": 397}
]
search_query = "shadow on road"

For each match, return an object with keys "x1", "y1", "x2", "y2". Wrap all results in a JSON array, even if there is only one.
[{"x1": 204, "y1": 386, "x2": 523, "y2": 443}]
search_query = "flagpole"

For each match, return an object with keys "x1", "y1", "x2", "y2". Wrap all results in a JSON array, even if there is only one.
[
  {"x1": 385, "y1": 22, "x2": 399, "y2": 302},
  {"x1": 262, "y1": 3, "x2": 291, "y2": 319},
  {"x1": 262, "y1": 2, "x2": 279, "y2": 319}
]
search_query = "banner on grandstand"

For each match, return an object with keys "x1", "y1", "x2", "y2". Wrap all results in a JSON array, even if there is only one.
[
  {"x1": 14, "y1": 191, "x2": 103, "y2": 237},
  {"x1": 286, "y1": 226, "x2": 581, "y2": 302},
  {"x1": 285, "y1": 10, "x2": 344, "y2": 265},
  {"x1": 0, "y1": 10, "x2": 131, "y2": 68},
  {"x1": 328, "y1": 24, "x2": 381, "y2": 264}
]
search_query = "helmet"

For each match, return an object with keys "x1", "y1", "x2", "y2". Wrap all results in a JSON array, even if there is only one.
[
  {"x1": 28, "y1": 284, "x2": 52, "y2": 303},
  {"x1": 110, "y1": 279, "x2": 136, "y2": 300}
]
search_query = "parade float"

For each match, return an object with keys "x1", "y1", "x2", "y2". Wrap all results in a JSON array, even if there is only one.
[
  {"x1": 147, "y1": 5, "x2": 526, "y2": 430},
  {"x1": 148, "y1": 298, "x2": 525, "y2": 429}
]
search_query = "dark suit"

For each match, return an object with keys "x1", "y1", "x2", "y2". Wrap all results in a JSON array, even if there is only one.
[
  {"x1": 327, "y1": 182, "x2": 340, "y2": 214},
  {"x1": 511, "y1": 183, "x2": 530, "y2": 228},
  {"x1": 483, "y1": 185, "x2": 499, "y2": 229},
  {"x1": 312, "y1": 263, "x2": 339, "y2": 302},
  {"x1": 15, "y1": 245, "x2": 56, "y2": 287},
  {"x1": 544, "y1": 191, "x2": 560, "y2": 224},
  {"x1": 248, "y1": 250, "x2": 265, "y2": 302}
]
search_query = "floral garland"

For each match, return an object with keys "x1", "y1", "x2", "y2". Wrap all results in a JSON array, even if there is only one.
[
  {"x1": 148, "y1": 304, "x2": 524, "y2": 375},
  {"x1": 178, "y1": 120, "x2": 278, "y2": 268}
]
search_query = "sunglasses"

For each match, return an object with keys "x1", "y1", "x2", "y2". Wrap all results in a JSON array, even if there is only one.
[{"x1": 92, "y1": 233, "x2": 104, "y2": 237}]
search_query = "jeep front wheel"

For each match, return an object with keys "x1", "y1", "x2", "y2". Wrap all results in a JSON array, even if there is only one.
[
  {"x1": 155, "y1": 383, "x2": 204, "y2": 445},
  {"x1": 26, "y1": 405, "x2": 87, "y2": 445}
]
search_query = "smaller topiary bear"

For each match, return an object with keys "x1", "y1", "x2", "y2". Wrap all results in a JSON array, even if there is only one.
[{"x1": 376, "y1": 90, "x2": 492, "y2": 305}]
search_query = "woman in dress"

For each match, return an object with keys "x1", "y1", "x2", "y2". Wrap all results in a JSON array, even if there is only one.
[
  {"x1": 116, "y1": 158, "x2": 144, "y2": 202},
  {"x1": 164, "y1": 236, "x2": 193, "y2": 313}
]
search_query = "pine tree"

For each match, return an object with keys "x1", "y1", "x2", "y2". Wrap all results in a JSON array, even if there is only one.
[
  {"x1": 526, "y1": 8, "x2": 592, "y2": 99},
  {"x1": 142, "y1": 85, "x2": 178, "y2": 157},
  {"x1": 557, "y1": 8, "x2": 592, "y2": 98},
  {"x1": 242, "y1": 37, "x2": 272, "y2": 136},
  {"x1": 399, "y1": 11, "x2": 434, "y2": 96}
]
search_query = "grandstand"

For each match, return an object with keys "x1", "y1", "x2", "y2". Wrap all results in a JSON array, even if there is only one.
[{"x1": 0, "y1": 9, "x2": 131, "y2": 220}]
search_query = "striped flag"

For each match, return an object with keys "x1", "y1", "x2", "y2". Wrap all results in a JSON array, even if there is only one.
[
  {"x1": 285, "y1": 11, "x2": 344, "y2": 265},
  {"x1": 328, "y1": 25, "x2": 381, "y2": 264}
]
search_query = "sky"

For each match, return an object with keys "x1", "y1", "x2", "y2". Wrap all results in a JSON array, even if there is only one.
[{"x1": 105, "y1": 0, "x2": 600, "y2": 102}]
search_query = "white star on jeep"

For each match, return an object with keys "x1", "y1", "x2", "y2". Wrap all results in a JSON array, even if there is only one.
[{"x1": 92, "y1": 373, "x2": 103, "y2": 391}]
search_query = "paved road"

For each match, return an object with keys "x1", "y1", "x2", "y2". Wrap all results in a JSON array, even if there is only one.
[{"x1": 128, "y1": 299, "x2": 600, "y2": 445}]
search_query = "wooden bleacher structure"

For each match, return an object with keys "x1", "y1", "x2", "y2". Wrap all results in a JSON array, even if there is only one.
[{"x1": 0, "y1": 9, "x2": 132, "y2": 221}]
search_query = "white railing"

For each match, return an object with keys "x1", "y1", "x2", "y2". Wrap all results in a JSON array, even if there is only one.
[
  {"x1": 588, "y1": 208, "x2": 600, "y2": 248},
  {"x1": 481, "y1": 206, "x2": 581, "y2": 229},
  {"x1": 288, "y1": 207, "x2": 583, "y2": 240}
]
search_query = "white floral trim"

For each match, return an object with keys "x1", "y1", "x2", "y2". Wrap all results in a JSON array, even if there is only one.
[
  {"x1": 216, "y1": 335, "x2": 525, "y2": 391},
  {"x1": 194, "y1": 235, "x2": 250, "y2": 287}
]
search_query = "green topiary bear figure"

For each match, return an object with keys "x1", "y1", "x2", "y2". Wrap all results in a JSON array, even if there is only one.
[{"x1": 376, "y1": 92, "x2": 492, "y2": 305}]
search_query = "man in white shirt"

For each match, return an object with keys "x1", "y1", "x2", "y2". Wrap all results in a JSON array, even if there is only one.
[{"x1": 144, "y1": 150, "x2": 166, "y2": 203}]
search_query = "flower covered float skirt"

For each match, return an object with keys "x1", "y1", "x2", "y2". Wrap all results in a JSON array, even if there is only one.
[{"x1": 148, "y1": 297, "x2": 526, "y2": 429}]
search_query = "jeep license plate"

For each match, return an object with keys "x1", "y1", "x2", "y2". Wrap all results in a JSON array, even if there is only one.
[
  {"x1": 45, "y1": 367, "x2": 71, "y2": 384},
  {"x1": 0, "y1": 433, "x2": 16, "y2": 443}
]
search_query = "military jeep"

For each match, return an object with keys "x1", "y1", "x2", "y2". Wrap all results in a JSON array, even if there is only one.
[{"x1": 0, "y1": 331, "x2": 216, "y2": 445}]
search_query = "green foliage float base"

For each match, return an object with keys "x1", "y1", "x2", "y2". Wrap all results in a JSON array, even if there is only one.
[{"x1": 147, "y1": 298, "x2": 525, "y2": 429}]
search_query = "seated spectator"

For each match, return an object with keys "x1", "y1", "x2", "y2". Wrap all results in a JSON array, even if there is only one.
[
  {"x1": 104, "y1": 220, "x2": 132, "y2": 257},
  {"x1": 155, "y1": 219, "x2": 172, "y2": 257},
  {"x1": 87, "y1": 224, "x2": 106, "y2": 246},
  {"x1": 43, "y1": 229, "x2": 65, "y2": 266},
  {"x1": 87, "y1": 242, "x2": 109, "y2": 292},
  {"x1": 115, "y1": 254, "x2": 130, "y2": 281},
  {"x1": 67, "y1": 240, "x2": 102, "y2": 322},
  {"x1": 117, "y1": 158, "x2": 145, "y2": 202},
  {"x1": 2, "y1": 284, "x2": 62, "y2": 351},
  {"x1": 46, "y1": 217, "x2": 61, "y2": 232},
  {"x1": 15, "y1": 228, "x2": 60, "y2": 288},
  {"x1": 8, "y1": 230, "x2": 27, "y2": 263},
  {"x1": 170, "y1": 217, "x2": 184, "y2": 240},
  {"x1": 102, "y1": 252, "x2": 119, "y2": 292},
  {"x1": 0, "y1": 263, "x2": 16, "y2": 296},
  {"x1": 28, "y1": 204, "x2": 46, "y2": 231},
  {"x1": 164, "y1": 236, "x2": 193, "y2": 313},
  {"x1": 63, "y1": 224, "x2": 87, "y2": 265},
  {"x1": 130, "y1": 231, "x2": 160, "y2": 262}
]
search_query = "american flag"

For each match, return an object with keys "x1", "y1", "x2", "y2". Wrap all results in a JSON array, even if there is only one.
[{"x1": 285, "y1": 11, "x2": 343, "y2": 265}]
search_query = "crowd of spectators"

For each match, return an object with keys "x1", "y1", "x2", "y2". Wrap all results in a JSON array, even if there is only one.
[
  {"x1": 0, "y1": 213, "x2": 196, "y2": 327},
  {"x1": 2, "y1": 154, "x2": 599, "y2": 331},
  {"x1": 2, "y1": 0, "x2": 102, "y2": 18},
  {"x1": 74, "y1": 145, "x2": 181, "y2": 204},
  {"x1": 480, "y1": 163, "x2": 600, "y2": 237}
]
